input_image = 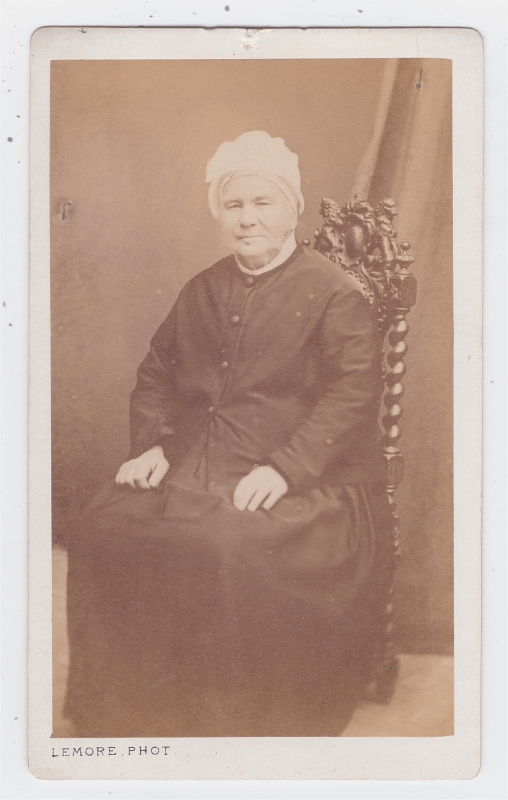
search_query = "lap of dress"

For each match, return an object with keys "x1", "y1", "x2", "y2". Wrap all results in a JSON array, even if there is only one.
[{"x1": 64, "y1": 456, "x2": 392, "y2": 738}]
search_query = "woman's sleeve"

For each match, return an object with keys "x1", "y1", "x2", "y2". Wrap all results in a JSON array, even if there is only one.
[
  {"x1": 269, "y1": 289, "x2": 383, "y2": 489},
  {"x1": 128, "y1": 305, "x2": 179, "y2": 460}
]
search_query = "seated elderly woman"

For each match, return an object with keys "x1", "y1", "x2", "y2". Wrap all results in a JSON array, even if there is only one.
[{"x1": 65, "y1": 131, "x2": 390, "y2": 738}]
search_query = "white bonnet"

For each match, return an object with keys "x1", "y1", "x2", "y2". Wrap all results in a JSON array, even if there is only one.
[{"x1": 205, "y1": 130, "x2": 305, "y2": 218}]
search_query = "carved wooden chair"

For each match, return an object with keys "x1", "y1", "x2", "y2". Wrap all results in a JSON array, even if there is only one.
[{"x1": 308, "y1": 195, "x2": 418, "y2": 703}]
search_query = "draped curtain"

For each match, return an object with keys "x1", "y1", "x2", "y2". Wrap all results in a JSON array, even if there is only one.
[{"x1": 354, "y1": 59, "x2": 453, "y2": 653}]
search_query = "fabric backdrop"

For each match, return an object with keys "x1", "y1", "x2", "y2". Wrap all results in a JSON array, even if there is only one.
[{"x1": 51, "y1": 58, "x2": 453, "y2": 654}]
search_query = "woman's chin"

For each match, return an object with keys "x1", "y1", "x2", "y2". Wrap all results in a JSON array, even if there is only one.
[{"x1": 234, "y1": 242, "x2": 276, "y2": 266}]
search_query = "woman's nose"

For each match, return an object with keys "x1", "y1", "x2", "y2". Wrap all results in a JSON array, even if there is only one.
[{"x1": 239, "y1": 204, "x2": 256, "y2": 227}]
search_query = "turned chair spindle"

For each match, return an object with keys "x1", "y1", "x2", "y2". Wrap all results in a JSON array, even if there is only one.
[{"x1": 311, "y1": 195, "x2": 418, "y2": 703}]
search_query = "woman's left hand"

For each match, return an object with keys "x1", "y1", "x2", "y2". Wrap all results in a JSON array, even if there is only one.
[{"x1": 233, "y1": 465, "x2": 288, "y2": 512}]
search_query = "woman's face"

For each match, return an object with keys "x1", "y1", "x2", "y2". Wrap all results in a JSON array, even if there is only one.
[{"x1": 218, "y1": 175, "x2": 297, "y2": 269}]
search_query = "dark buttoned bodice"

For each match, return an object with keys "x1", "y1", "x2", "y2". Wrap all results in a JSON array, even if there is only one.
[{"x1": 129, "y1": 243, "x2": 385, "y2": 492}]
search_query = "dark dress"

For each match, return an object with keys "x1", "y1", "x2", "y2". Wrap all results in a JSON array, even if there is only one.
[{"x1": 64, "y1": 243, "x2": 392, "y2": 737}]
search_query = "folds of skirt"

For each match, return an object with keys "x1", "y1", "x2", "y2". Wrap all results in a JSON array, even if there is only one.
[{"x1": 63, "y1": 474, "x2": 393, "y2": 738}]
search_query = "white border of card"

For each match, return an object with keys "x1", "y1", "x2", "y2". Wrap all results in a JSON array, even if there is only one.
[{"x1": 29, "y1": 26, "x2": 482, "y2": 780}]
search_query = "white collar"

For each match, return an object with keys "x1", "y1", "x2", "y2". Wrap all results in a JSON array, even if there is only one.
[{"x1": 235, "y1": 233, "x2": 297, "y2": 276}]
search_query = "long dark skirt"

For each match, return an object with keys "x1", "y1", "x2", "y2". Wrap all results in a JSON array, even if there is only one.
[{"x1": 64, "y1": 475, "x2": 392, "y2": 738}]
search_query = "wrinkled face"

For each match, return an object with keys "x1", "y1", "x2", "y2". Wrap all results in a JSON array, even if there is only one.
[{"x1": 218, "y1": 175, "x2": 297, "y2": 269}]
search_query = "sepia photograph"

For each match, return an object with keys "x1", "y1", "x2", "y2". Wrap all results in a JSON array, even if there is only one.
[
  {"x1": 27, "y1": 26, "x2": 482, "y2": 781},
  {"x1": 50, "y1": 54, "x2": 453, "y2": 740}
]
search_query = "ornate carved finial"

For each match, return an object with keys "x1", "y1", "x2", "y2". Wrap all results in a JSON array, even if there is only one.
[{"x1": 313, "y1": 195, "x2": 417, "y2": 337}]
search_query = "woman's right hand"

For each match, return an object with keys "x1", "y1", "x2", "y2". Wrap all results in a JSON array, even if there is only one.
[{"x1": 115, "y1": 445, "x2": 169, "y2": 490}]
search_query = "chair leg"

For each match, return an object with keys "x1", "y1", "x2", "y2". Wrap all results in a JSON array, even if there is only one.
[
  {"x1": 364, "y1": 487, "x2": 401, "y2": 705},
  {"x1": 364, "y1": 581, "x2": 400, "y2": 705}
]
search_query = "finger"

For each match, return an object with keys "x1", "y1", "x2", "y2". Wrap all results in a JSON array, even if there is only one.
[
  {"x1": 123, "y1": 467, "x2": 139, "y2": 490},
  {"x1": 234, "y1": 490, "x2": 252, "y2": 511},
  {"x1": 262, "y1": 489, "x2": 283, "y2": 511},
  {"x1": 115, "y1": 462, "x2": 129, "y2": 484},
  {"x1": 234, "y1": 488, "x2": 256, "y2": 511},
  {"x1": 133, "y1": 473, "x2": 151, "y2": 490},
  {"x1": 247, "y1": 487, "x2": 270, "y2": 512},
  {"x1": 148, "y1": 459, "x2": 169, "y2": 488},
  {"x1": 123, "y1": 462, "x2": 146, "y2": 490},
  {"x1": 118, "y1": 460, "x2": 141, "y2": 487},
  {"x1": 233, "y1": 476, "x2": 253, "y2": 510}
]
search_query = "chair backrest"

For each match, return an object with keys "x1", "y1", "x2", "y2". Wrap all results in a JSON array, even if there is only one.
[
  {"x1": 310, "y1": 195, "x2": 418, "y2": 702},
  {"x1": 310, "y1": 195, "x2": 417, "y2": 516}
]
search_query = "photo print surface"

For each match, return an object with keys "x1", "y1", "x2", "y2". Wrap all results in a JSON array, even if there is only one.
[{"x1": 50, "y1": 56, "x2": 454, "y2": 740}]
